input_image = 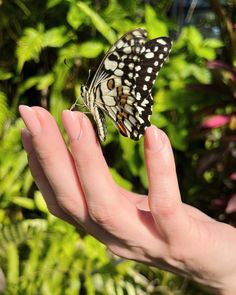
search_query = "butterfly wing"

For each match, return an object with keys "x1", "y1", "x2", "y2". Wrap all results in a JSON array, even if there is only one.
[
  {"x1": 88, "y1": 29, "x2": 172, "y2": 140},
  {"x1": 94, "y1": 76, "x2": 141, "y2": 139},
  {"x1": 90, "y1": 29, "x2": 147, "y2": 88}
]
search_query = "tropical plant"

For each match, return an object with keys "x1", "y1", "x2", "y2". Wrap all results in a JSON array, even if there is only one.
[{"x1": 0, "y1": 0, "x2": 235, "y2": 294}]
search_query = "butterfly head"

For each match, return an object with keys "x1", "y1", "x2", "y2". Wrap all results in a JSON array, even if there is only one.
[{"x1": 80, "y1": 85, "x2": 89, "y2": 106}]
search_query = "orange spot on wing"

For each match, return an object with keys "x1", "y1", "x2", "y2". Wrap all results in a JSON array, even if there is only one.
[
  {"x1": 120, "y1": 95, "x2": 127, "y2": 108},
  {"x1": 117, "y1": 121, "x2": 128, "y2": 137},
  {"x1": 107, "y1": 79, "x2": 114, "y2": 90},
  {"x1": 117, "y1": 86, "x2": 123, "y2": 96}
]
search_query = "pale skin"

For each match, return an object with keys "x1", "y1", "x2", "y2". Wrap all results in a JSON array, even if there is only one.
[{"x1": 19, "y1": 105, "x2": 236, "y2": 295}]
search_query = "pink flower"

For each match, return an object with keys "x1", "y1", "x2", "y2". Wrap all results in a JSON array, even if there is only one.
[
  {"x1": 211, "y1": 197, "x2": 228, "y2": 208},
  {"x1": 229, "y1": 173, "x2": 236, "y2": 181},
  {"x1": 226, "y1": 194, "x2": 236, "y2": 214},
  {"x1": 202, "y1": 115, "x2": 230, "y2": 128}
]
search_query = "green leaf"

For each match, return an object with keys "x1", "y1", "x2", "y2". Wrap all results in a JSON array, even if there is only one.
[
  {"x1": 19, "y1": 74, "x2": 54, "y2": 95},
  {"x1": 15, "y1": 0, "x2": 31, "y2": 16},
  {"x1": 0, "y1": 151, "x2": 28, "y2": 198},
  {"x1": 125, "y1": 281, "x2": 136, "y2": 295},
  {"x1": 111, "y1": 19, "x2": 139, "y2": 34},
  {"x1": 47, "y1": 0, "x2": 64, "y2": 8},
  {"x1": 77, "y1": 2, "x2": 116, "y2": 44},
  {"x1": 167, "y1": 123, "x2": 188, "y2": 151},
  {"x1": 49, "y1": 59, "x2": 71, "y2": 118},
  {"x1": 110, "y1": 168, "x2": 133, "y2": 190},
  {"x1": 187, "y1": 26, "x2": 203, "y2": 48},
  {"x1": 196, "y1": 46, "x2": 216, "y2": 60},
  {"x1": 120, "y1": 137, "x2": 139, "y2": 176},
  {"x1": 145, "y1": 5, "x2": 169, "y2": 38},
  {"x1": 22, "y1": 170, "x2": 33, "y2": 195},
  {"x1": 105, "y1": 278, "x2": 116, "y2": 294},
  {"x1": 183, "y1": 64, "x2": 211, "y2": 84},
  {"x1": 36, "y1": 74, "x2": 54, "y2": 90},
  {"x1": 43, "y1": 26, "x2": 69, "y2": 48},
  {"x1": 85, "y1": 273, "x2": 95, "y2": 295},
  {"x1": 151, "y1": 112, "x2": 169, "y2": 128},
  {"x1": 203, "y1": 38, "x2": 223, "y2": 48},
  {"x1": 0, "y1": 91, "x2": 10, "y2": 132},
  {"x1": 154, "y1": 89, "x2": 206, "y2": 112},
  {"x1": 16, "y1": 24, "x2": 45, "y2": 72},
  {"x1": 78, "y1": 40, "x2": 104, "y2": 58},
  {"x1": 0, "y1": 68, "x2": 13, "y2": 80},
  {"x1": 6, "y1": 243, "x2": 19, "y2": 285},
  {"x1": 59, "y1": 44, "x2": 81, "y2": 61},
  {"x1": 18, "y1": 76, "x2": 40, "y2": 94},
  {"x1": 174, "y1": 26, "x2": 202, "y2": 51},
  {"x1": 34, "y1": 191, "x2": 48, "y2": 213},
  {"x1": 67, "y1": 3, "x2": 86, "y2": 30},
  {"x1": 11, "y1": 197, "x2": 36, "y2": 210},
  {"x1": 16, "y1": 25, "x2": 70, "y2": 72}
]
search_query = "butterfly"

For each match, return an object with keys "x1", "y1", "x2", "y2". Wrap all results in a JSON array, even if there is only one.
[{"x1": 80, "y1": 28, "x2": 172, "y2": 141}]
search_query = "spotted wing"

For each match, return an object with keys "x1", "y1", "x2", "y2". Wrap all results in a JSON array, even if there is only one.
[
  {"x1": 90, "y1": 29, "x2": 172, "y2": 140},
  {"x1": 90, "y1": 29, "x2": 147, "y2": 88}
]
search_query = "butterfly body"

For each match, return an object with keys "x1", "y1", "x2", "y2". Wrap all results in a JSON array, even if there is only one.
[{"x1": 80, "y1": 29, "x2": 172, "y2": 141}]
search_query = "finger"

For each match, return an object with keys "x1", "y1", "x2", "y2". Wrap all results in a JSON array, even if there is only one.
[
  {"x1": 62, "y1": 110, "x2": 156, "y2": 242},
  {"x1": 21, "y1": 128, "x2": 79, "y2": 227},
  {"x1": 144, "y1": 126, "x2": 190, "y2": 241},
  {"x1": 19, "y1": 106, "x2": 125, "y2": 246},
  {"x1": 22, "y1": 118, "x2": 133, "y2": 252},
  {"x1": 19, "y1": 105, "x2": 88, "y2": 221}
]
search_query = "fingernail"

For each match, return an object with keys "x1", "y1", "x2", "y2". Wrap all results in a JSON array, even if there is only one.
[
  {"x1": 145, "y1": 126, "x2": 164, "y2": 151},
  {"x1": 63, "y1": 110, "x2": 81, "y2": 141},
  {"x1": 21, "y1": 128, "x2": 33, "y2": 153},
  {"x1": 19, "y1": 105, "x2": 41, "y2": 135}
]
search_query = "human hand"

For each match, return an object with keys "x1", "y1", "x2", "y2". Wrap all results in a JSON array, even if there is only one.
[{"x1": 19, "y1": 106, "x2": 236, "y2": 295}]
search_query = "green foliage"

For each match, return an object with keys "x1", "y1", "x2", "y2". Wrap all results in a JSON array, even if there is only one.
[
  {"x1": 3, "y1": 219, "x2": 194, "y2": 295},
  {"x1": 76, "y1": 2, "x2": 117, "y2": 44},
  {"x1": 145, "y1": 5, "x2": 170, "y2": 38},
  {"x1": 0, "y1": 91, "x2": 10, "y2": 133},
  {"x1": 0, "y1": 0, "x2": 234, "y2": 294}
]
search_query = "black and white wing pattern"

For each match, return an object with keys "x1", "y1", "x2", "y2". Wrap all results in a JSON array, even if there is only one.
[{"x1": 80, "y1": 28, "x2": 172, "y2": 141}]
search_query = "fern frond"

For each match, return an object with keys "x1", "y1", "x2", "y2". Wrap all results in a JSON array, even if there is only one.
[
  {"x1": 0, "y1": 91, "x2": 10, "y2": 134},
  {"x1": 0, "y1": 220, "x2": 47, "y2": 257},
  {"x1": 16, "y1": 24, "x2": 45, "y2": 72}
]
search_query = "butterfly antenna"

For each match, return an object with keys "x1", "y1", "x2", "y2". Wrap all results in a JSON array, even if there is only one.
[
  {"x1": 70, "y1": 69, "x2": 91, "y2": 112},
  {"x1": 70, "y1": 99, "x2": 78, "y2": 111},
  {"x1": 70, "y1": 98, "x2": 90, "y2": 112},
  {"x1": 85, "y1": 69, "x2": 91, "y2": 86}
]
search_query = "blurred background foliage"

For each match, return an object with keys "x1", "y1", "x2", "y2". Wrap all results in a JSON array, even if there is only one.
[{"x1": 0, "y1": 0, "x2": 235, "y2": 294}]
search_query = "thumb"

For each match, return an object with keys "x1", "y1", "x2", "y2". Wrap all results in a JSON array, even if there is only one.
[{"x1": 144, "y1": 126, "x2": 189, "y2": 241}]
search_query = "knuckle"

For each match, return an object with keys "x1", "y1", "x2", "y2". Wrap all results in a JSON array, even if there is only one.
[
  {"x1": 88, "y1": 204, "x2": 114, "y2": 226},
  {"x1": 36, "y1": 149, "x2": 55, "y2": 166},
  {"x1": 73, "y1": 153, "x2": 99, "y2": 169},
  {"x1": 36, "y1": 146, "x2": 62, "y2": 167},
  {"x1": 108, "y1": 243, "x2": 152, "y2": 263},
  {"x1": 149, "y1": 196, "x2": 177, "y2": 217},
  {"x1": 57, "y1": 195, "x2": 85, "y2": 220}
]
